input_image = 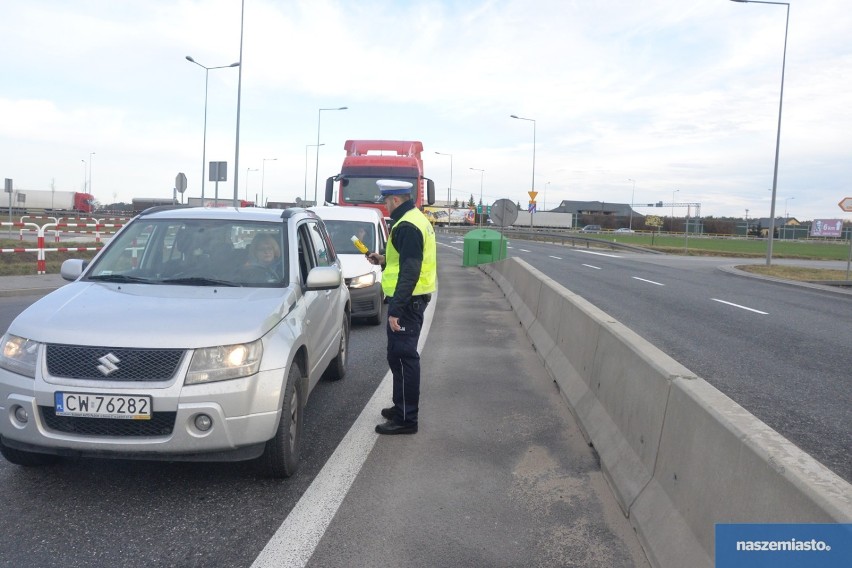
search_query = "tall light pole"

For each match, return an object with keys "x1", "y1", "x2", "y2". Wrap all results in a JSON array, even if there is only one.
[
  {"x1": 544, "y1": 181, "x2": 550, "y2": 211},
  {"x1": 627, "y1": 179, "x2": 636, "y2": 229},
  {"x1": 185, "y1": 56, "x2": 240, "y2": 200},
  {"x1": 314, "y1": 106, "x2": 347, "y2": 205},
  {"x1": 672, "y1": 189, "x2": 680, "y2": 233},
  {"x1": 470, "y1": 168, "x2": 485, "y2": 227},
  {"x1": 81, "y1": 160, "x2": 87, "y2": 192},
  {"x1": 244, "y1": 167, "x2": 258, "y2": 202},
  {"x1": 510, "y1": 114, "x2": 536, "y2": 194},
  {"x1": 730, "y1": 0, "x2": 790, "y2": 265},
  {"x1": 435, "y1": 151, "x2": 453, "y2": 225},
  {"x1": 88, "y1": 152, "x2": 95, "y2": 195},
  {"x1": 233, "y1": 0, "x2": 246, "y2": 207},
  {"x1": 261, "y1": 158, "x2": 277, "y2": 208},
  {"x1": 305, "y1": 144, "x2": 324, "y2": 203},
  {"x1": 784, "y1": 196, "x2": 794, "y2": 219}
]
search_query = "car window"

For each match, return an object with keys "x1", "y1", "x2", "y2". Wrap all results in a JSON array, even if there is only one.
[
  {"x1": 86, "y1": 218, "x2": 287, "y2": 287},
  {"x1": 308, "y1": 221, "x2": 333, "y2": 267},
  {"x1": 324, "y1": 219, "x2": 375, "y2": 253}
]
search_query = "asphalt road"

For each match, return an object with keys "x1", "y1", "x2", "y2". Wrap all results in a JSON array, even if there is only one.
[
  {"x1": 438, "y1": 234, "x2": 851, "y2": 483},
  {"x1": 0, "y1": 295, "x2": 389, "y2": 568}
]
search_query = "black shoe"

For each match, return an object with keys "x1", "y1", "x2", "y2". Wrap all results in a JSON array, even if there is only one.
[
  {"x1": 375, "y1": 421, "x2": 418, "y2": 435},
  {"x1": 381, "y1": 406, "x2": 396, "y2": 420}
]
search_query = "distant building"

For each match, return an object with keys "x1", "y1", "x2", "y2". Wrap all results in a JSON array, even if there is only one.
[{"x1": 550, "y1": 200, "x2": 639, "y2": 218}]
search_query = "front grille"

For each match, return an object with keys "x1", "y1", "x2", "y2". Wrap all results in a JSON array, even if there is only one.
[
  {"x1": 353, "y1": 298, "x2": 377, "y2": 313},
  {"x1": 46, "y1": 344, "x2": 185, "y2": 382},
  {"x1": 40, "y1": 407, "x2": 176, "y2": 437}
]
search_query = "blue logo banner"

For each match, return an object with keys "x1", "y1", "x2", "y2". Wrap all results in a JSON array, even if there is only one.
[{"x1": 716, "y1": 523, "x2": 852, "y2": 568}]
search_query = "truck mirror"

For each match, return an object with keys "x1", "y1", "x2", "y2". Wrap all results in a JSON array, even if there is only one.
[
  {"x1": 324, "y1": 177, "x2": 335, "y2": 204},
  {"x1": 425, "y1": 178, "x2": 435, "y2": 205}
]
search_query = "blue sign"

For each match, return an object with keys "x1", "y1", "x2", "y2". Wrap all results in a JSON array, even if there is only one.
[
  {"x1": 528, "y1": 202, "x2": 536, "y2": 213},
  {"x1": 716, "y1": 524, "x2": 852, "y2": 567}
]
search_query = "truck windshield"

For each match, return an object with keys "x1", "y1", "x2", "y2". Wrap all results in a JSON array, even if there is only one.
[{"x1": 340, "y1": 176, "x2": 418, "y2": 204}]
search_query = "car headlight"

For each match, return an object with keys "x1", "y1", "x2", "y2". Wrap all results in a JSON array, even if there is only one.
[
  {"x1": 349, "y1": 272, "x2": 376, "y2": 289},
  {"x1": 0, "y1": 334, "x2": 41, "y2": 378},
  {"x1": 185, "y1": 340, "x2": 263, "y2": 385}
]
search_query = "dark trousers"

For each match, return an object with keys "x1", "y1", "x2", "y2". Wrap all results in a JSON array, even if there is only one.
[{"x1": 386, "y1": 295, "x2": 429, "y2": 425}]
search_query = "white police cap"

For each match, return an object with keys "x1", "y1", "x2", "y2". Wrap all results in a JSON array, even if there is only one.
[{"x1": 377, "y1": 179, "x2": 413, "y2": 196}]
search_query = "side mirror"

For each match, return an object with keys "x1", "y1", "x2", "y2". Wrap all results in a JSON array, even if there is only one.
[
  {"x1": 324, "y1": 177, "x2": 335, "y2": 204},
  {"x1": 60, "y1": 259, "x2": 88, "y2": 281},
  {"x1": 425, "y1": 178, "x2": 435, "y2": 205}
]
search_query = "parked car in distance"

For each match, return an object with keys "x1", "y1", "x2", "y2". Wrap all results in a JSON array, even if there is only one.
[
  {"x1": 580, "y1": 225, "x2": 602, "y2": 233},
  {"x1": 310, "y1": 206, "x2": 388, "y2": 325},
  {"x1": 614, "y1": 228, "x2": 635, "y2": 233},
  {"x1": 0, "y1": 206, "x2": 351, "y2": 478}
]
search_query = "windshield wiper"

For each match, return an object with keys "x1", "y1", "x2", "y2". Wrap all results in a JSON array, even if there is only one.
[
  {"x1": 160, "y1": 277, "x2": 240, "y2": 287},
  {"x1": 88, "y1": 274, "x2": 151, "y2": 284}
]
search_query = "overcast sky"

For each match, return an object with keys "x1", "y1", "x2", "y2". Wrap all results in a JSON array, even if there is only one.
[{"x1": 2, "y1": 0, "x2": 851, "y2": 221}]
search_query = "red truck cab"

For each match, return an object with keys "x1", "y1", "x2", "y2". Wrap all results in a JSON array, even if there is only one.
[{"x1": 324, "y1": 140, "x2": 435, "y2": 217}]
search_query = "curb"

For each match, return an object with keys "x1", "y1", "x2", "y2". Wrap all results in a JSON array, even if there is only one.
[{"x1": 717, "y1": 264, "x2": 852, "y2": 296}]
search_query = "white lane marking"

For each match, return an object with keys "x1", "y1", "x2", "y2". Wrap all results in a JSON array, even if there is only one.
[
  {"x1": 571, "y1": 249, "x2": 621, "y2": 258},
  {"x1": 711, "y1": 298, "x2": 768, "y2": 315},
  {"x1": 582, "y1": 264, "x2": 601, "y2": 270},
  {"x1": 632, "y1": 276, "x2": 664, "y2": 286},
  {"x1": 548, "y1": 255, "x2": 562, "y2": 260},
  {"x1": 519, "y1": 249, "x2": 531, "y2": 252},
  {"x1": 438, "y1": 242, "x2": 462, "y2": 252},
  {"x1": 251, "y1": 295, "x2": 438, "y2": 568}
]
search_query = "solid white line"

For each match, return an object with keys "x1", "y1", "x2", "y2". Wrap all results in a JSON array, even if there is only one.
[
  {"x1": 711, "y1": 298, "x2": 768, "y2": 315},
  {"x1": 571, "y1": 249, "x2": 621, "y2": 258},
  {"x1": 582, "y1": 264, "x2": 601, "y2": 270},
  {"x1": 519, "y1": 249, "x2": 531, "y2": 252},
  {"x1": 548, "y1": 255, "x2": 562, "y2": 260},
  {"x1": 632, "y1": 276, "x2": 664, "y2": 286},
  {"x1": 251, "y1": 294, "x2": 438, "y2": 568}
]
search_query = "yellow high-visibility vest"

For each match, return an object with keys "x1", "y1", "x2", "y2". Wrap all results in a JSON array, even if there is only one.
[{"x1": 382, "y1": 208, "x2": 437, "y2": 297}]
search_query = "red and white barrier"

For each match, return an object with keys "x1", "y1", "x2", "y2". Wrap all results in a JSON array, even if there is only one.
[{"x1": 1, "y1": 221, "x2": 104, "y2": 274}]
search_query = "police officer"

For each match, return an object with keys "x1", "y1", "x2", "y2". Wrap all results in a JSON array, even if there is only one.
[{"x1": 367, "y1": 180, "x2": 437, "y2": 435}]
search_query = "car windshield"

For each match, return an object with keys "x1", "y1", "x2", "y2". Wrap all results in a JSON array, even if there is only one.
[
  {"x1": 85, "y1": 218, "x2": 288, "y2": 287},
  {"x1": 322, "y1": 220, "x2": 375, "y2": 254},
  {"x1": 339, "y1": 176, "x2": 418, "y2": 204}
]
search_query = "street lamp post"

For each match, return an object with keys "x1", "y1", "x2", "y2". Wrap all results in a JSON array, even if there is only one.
[
  {"x1": 627, "y1": 179, "x2": 636, "y2": 229},
  {"x1": 544, "y1": 181, "x2": 550, "y2": 212},
  {"x1": 730, "y1": 0, "x2": 790, "y2": 265},
  {"x1": 185, "y1": 56, "x2": 240, "y2": 200},
  {"x1": 314, "y1": 106, "x2": 348, "y2": 205},
  {"x1": 88, "y1": 152, "x2": 95, "y2": 196},
  {"x1": 672, "y1": 189, "x2": 680, "y2": 232},
  {"x1": 81, "y1": 160, "x2": 87, "y2": 192},
  {"x1": 470, "y1": 168, "x2": 485, "y2": 227},
  {"x1": 305, "y1": 144, "x2": 324, "y2": 203},
  {"x1": 244, "y1": 167, "x2": 258, "y2": 202},
  {"x1": 261, "y1": 158, "x2": 277, "y2": 208},
  {"x1": 435, "y1": 151, "x2": 453, "y2": 225},
  {"x1": 510, "y1": 115, "x2": 537, "y2": 226},
  {"x1": 233, "y1": 0, "x2": 246, "y2": 207}
]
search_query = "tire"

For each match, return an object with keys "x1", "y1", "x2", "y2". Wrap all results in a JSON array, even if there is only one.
[
  {"x1": 325, "y1": 314, "x2": 350, "y2": 381},
  {"x1": 260, "y1": 364, "x2": 304, "y2": 478},
  {"x1": 0, "y1": 440, "x2": 60, "y2": 467}
]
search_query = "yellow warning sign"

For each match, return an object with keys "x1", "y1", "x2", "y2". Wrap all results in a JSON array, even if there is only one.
[{"x1": 528, "y1": 191, "x2": 538, "y2": 200}]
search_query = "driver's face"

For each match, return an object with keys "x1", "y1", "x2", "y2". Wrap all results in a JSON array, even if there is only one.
[{"x1": 255, "y1": 243, "x2": 276, "y2": 263}]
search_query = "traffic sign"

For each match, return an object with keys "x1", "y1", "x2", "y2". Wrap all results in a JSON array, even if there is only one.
[
  {"x1": 528, "y1": 191, "x2": 538, "y2": 200},
  {"x1": 528, "y1": 202, "x2": 536, "y2": 213},
  {"x1": 839, "y1": 197, "x2": 852, "y2": 212},
  {"x1": 175, "y1": 172, "x2": 187, "y2": 194},
  {"x1": 490, "y1": 199, "x2": 518, "y2": 227}
]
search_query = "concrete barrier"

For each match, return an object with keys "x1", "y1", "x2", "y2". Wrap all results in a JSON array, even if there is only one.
[{"x1": 479, "y1": 257, "x2": 852, "y2": 567}]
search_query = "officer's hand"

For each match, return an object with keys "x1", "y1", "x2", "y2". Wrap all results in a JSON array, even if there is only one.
[
  {"x1": 388, "y1": 316, "x2": 402, "y2": 332},
  {"x1": 367, "y1": 253, "x2": 384, "y2": 266}
]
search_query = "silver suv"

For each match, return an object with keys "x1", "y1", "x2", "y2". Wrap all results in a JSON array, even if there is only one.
[{"x1": 0, "y1": 206, "x2": 350, "y2": 478}]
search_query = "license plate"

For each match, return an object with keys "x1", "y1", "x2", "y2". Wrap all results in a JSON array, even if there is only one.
[{"x1": 54, "y1": 392, "x2": 152, "y2": 420}]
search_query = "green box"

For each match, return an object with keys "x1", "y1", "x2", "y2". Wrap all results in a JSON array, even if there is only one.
[{"x1": 462, "y1": 228, "x2": 508, "y2": 266}]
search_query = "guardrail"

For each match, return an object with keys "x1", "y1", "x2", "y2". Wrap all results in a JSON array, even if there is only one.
[
  {"x1": 1, "y1": 221, "x2": 105, "y2": 274},
  {"x1": 479, "y1": 257, "x2": 852, "y2": 567}
]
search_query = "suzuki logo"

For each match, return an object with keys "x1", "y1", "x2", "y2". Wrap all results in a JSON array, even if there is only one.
[{"x1": 97, "y1": 353, "x2": 120, "y2": 376}]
